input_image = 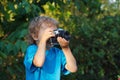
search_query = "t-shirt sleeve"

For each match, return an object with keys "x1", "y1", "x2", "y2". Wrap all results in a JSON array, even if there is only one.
[
  {"x1": 60, "y1": 50, "x2": 70, "y2": 75},
  {"x1": 24, "y1": 45, "x2": 38, "y2": 72}
]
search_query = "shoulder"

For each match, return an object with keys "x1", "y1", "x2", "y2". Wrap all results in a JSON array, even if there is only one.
[
  {"x1": 25, "y1": 44, "x2": 38, "y2": 56},
  {"x1": 27, "y1": 44, "x2": 37, "y2": 51}
]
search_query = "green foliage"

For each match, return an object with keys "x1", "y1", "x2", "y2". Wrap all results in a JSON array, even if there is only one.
[
  {"x1": 0, "y1": 0, "x2": 120, "y2": 80},
  {"x1": 0, "y1": 0, "x2": 42, "y2": 79},
  {"x1": 69, "y1": 15, "x2": 120, "y2": 80}
]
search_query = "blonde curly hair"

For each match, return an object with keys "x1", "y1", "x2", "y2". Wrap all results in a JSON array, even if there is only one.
[{"x1": 27, "y1": 16, "x2": 59, "y2": 45}]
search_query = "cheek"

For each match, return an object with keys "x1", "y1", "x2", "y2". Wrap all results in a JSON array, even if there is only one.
[
  {"x1": 38, "y1": 30, "x2": 44, "y2": 40},
  {"x1": 38, "y1": 33, "x2": 42, "y2": 40}
]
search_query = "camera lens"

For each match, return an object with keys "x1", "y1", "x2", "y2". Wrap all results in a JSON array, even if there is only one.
[{"x1": 62, "y1": 31, "x2": 71, "y2": 41}]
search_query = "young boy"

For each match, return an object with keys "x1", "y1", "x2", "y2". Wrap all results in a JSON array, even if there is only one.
[{"x1": 24, "y1": 16, "x2": 77, "y2": 80}]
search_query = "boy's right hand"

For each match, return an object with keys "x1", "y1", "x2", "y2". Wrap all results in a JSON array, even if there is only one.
[{"x1": 39, "y1": 28, "x2": 55, "y2": 42}]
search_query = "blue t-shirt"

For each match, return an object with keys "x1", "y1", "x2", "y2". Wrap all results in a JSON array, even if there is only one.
[{"x1": 24, "y1": 44, "x2": 70, "y2": 80}]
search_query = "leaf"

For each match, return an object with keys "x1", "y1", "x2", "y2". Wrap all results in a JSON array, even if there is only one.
[
  {"x1": 20, "y1": 41, "x2": 27, "y2": 53},
  {"x1": 19, "y1": 29, "x2": 27, "y2": 38},
  {"x1": 7, "y1": 2, "x2": 15, "y2": 10},
  {"x1": 6, "y1": 42, "x2": 14, "y2": 54},
  {"x1": 0, "y1": 51, "x2": 7, "y2": 59},
  {"x1": 7, "y1": 66, "x2": 14, "y2": 76},
  {"x1": 7, "y1": 31, "x2": 19, "y2": 41},
  {"x1": 15, "y1": 40, "x2": 21, "y2": 49},
  {"x1": 14, "y1": 65, "x2": 23, "y2": 72},
  {"x1": 15, "y1": 40, "x2": 27, "y2": 53}
]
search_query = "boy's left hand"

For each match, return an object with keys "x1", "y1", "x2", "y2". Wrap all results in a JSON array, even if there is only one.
[{"x1": 57, "y1": 37, "x2": 69, "y2": 48}]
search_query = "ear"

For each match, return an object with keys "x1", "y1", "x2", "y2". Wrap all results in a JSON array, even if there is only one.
[{"x1": 31, "y1": 33, "x2": 38, "y2": 41}]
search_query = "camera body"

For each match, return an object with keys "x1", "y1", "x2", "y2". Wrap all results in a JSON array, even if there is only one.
[{"x1": 48, "y1": 28, "x2": 71, "y2": 45}]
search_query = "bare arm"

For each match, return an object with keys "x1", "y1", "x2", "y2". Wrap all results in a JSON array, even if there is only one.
[
  {"x1": 62, "y1": 46, "x2": 77, "y2": 73},
  {"x1": 33, "y1": 40, "x2": 46, "y2": 67},
  {"x1": 57, "y1": 37, "x2": 77, "y2": 73},
  {"x1": 33, "y1": 28, "x2": 55, "y2": 67}
]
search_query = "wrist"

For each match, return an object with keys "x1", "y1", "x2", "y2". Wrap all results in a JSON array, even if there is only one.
[
  {"x1": 38, "y1": 39, "x2": 46, "y2": 46},
  {"x1": 61, "y1": 46, "x2": 70, "y2": 50}
]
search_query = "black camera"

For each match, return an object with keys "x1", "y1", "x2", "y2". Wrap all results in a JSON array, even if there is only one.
[{"x1": 48, "y1": 28, "x2": 71, "y2": 45}]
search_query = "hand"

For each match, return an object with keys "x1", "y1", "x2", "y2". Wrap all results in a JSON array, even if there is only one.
[
  {"x1": 57, "y1": 37, "x2": 69, "y2": 48},
  {"x1": 39, "y1": 28, "x2": 55, "y2": 42}
]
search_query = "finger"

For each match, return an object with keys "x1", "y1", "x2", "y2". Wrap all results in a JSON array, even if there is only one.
[
  {"x1": 57, "y1": 37, "x2": 66, "y2": 41},
  {"x1": 49, "y1": 31, "x2": 55, "y2": 37},
  {"x1": 62, "y1": 38, "x2": 69, "y2": 42},
  {"x1": 57, "y1": 37, "x2": 62, "y2": 42}
]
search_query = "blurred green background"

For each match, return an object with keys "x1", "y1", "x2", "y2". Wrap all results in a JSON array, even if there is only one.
[{"x1": 0, "y1": 0, "x2": 120, "y2": 80}]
